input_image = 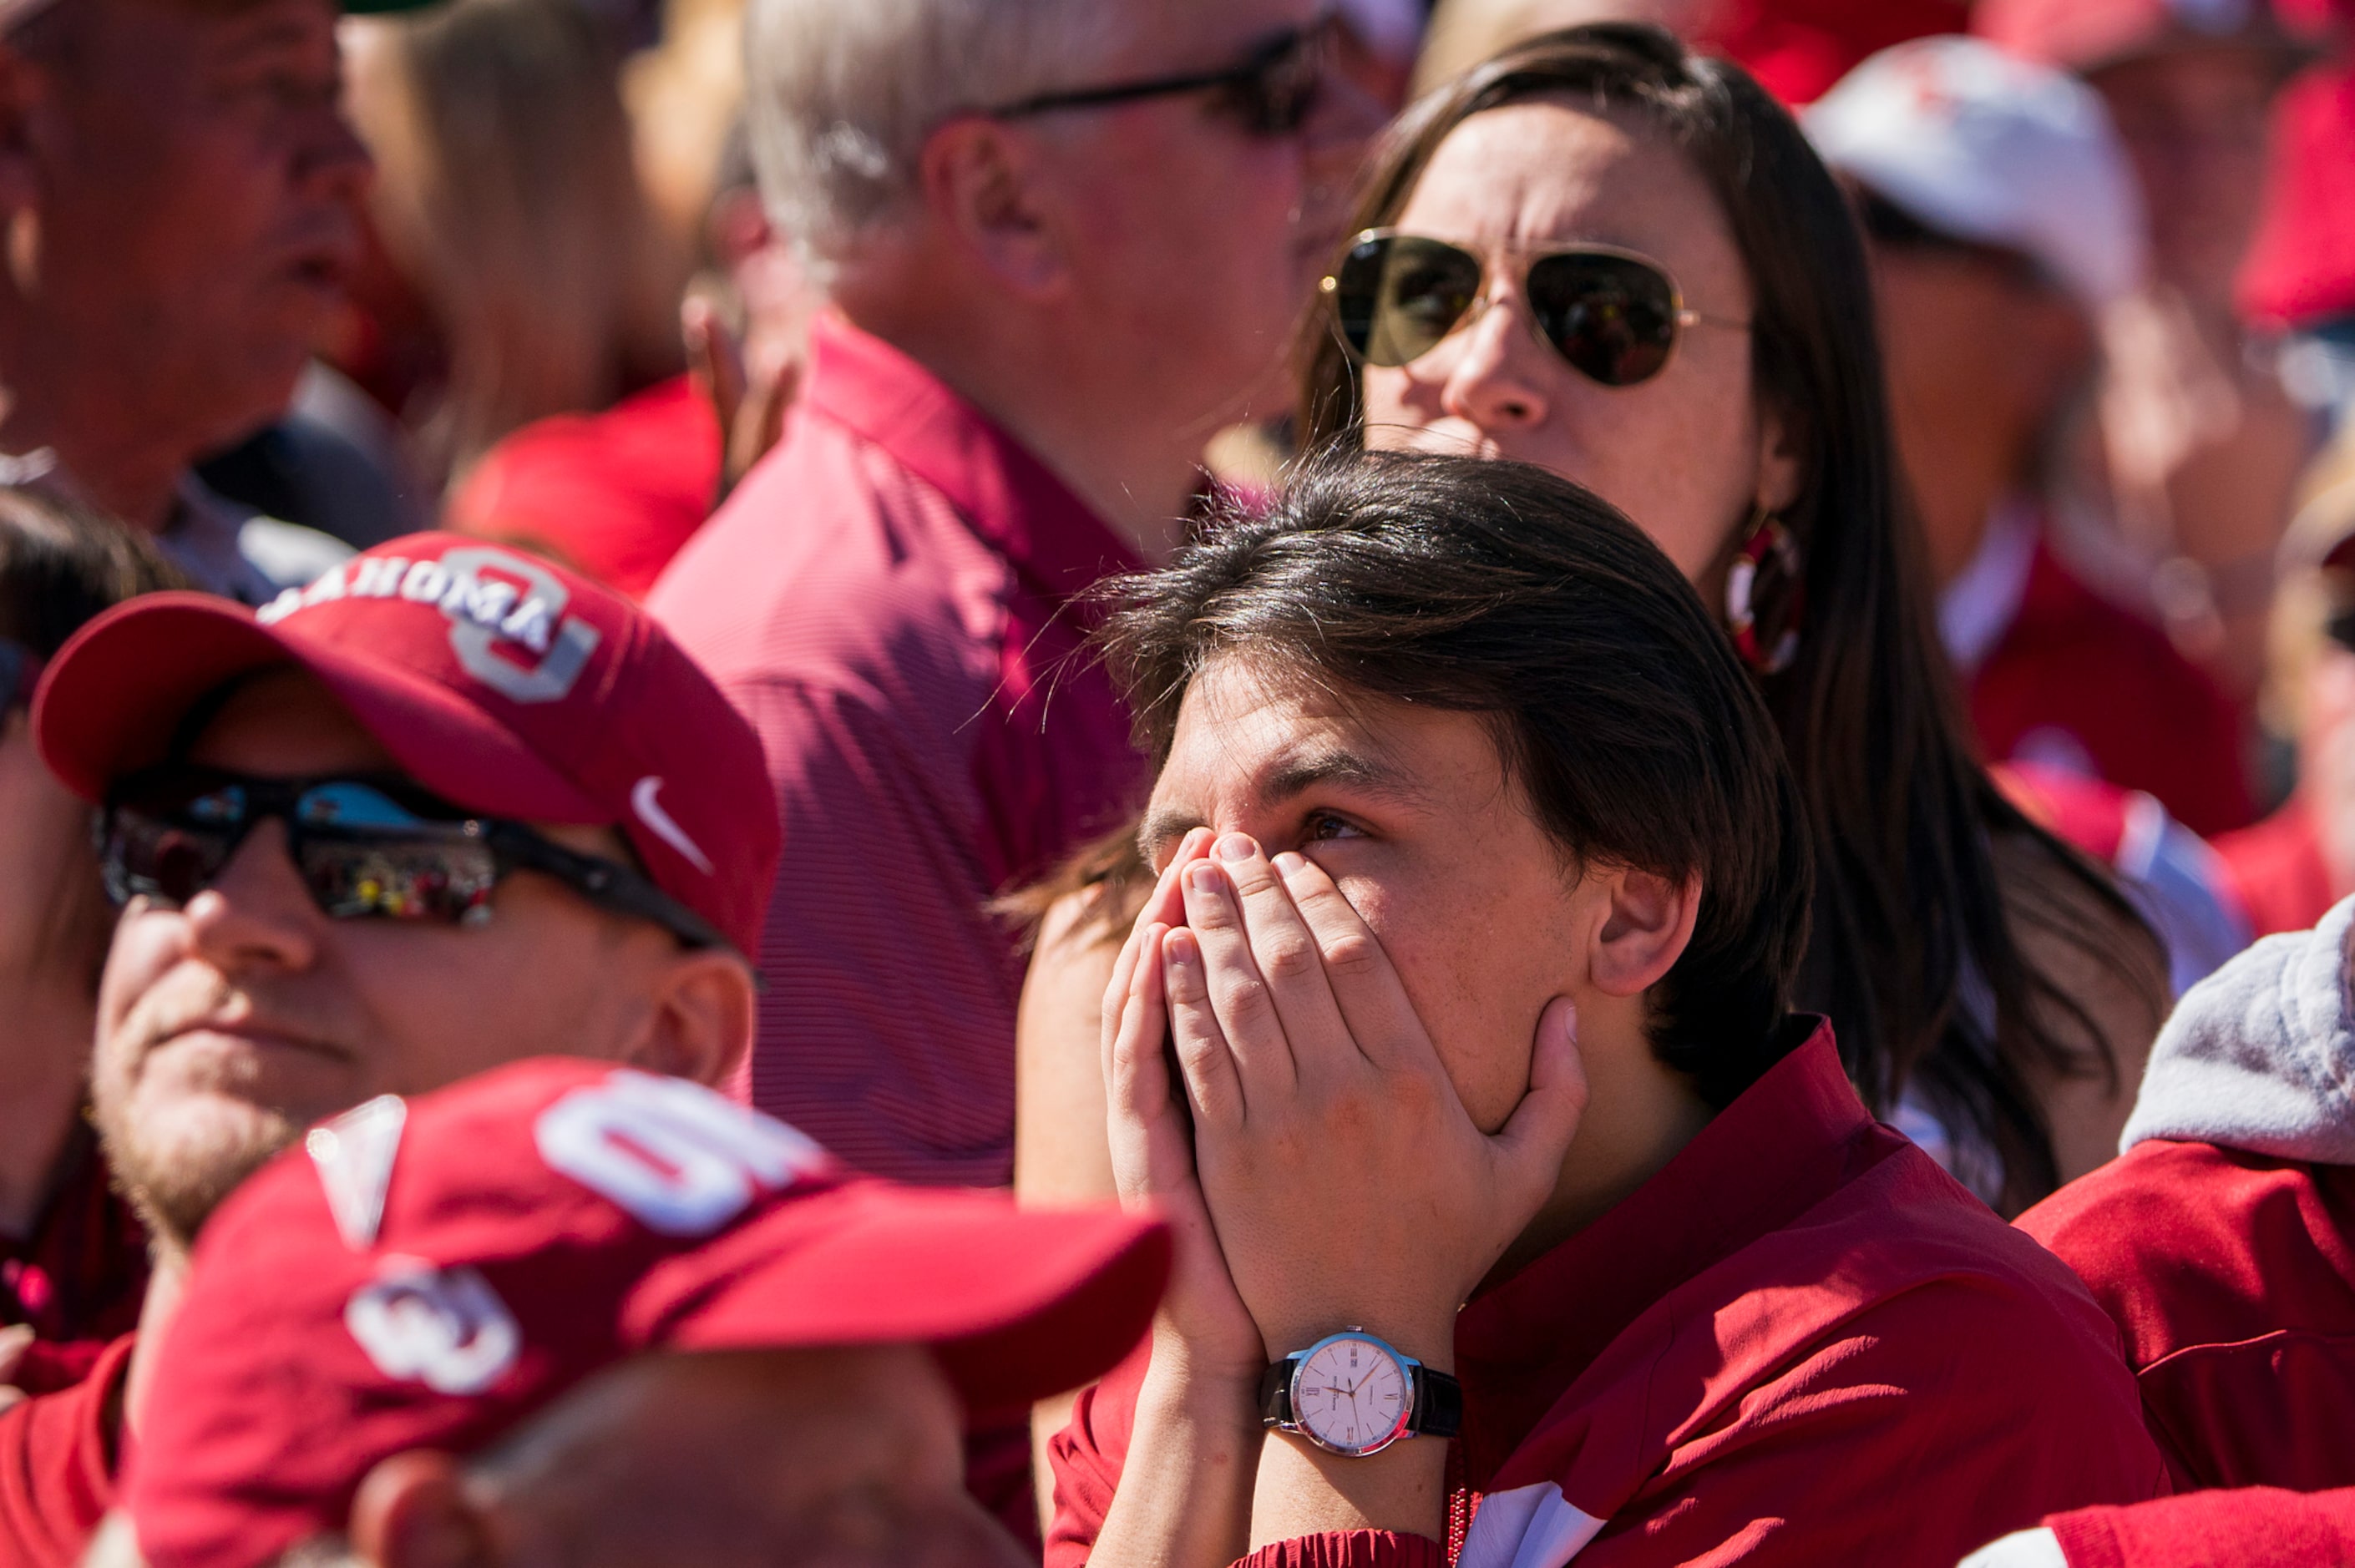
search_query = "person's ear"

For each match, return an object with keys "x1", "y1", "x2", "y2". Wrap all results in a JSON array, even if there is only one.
[
  {"x1": 349, "y1": 1451, "x2": 496, "y2": 1568},
  {"x1": 1585, "y1": 866, "x2": 1702, "y2": 999},
  {"x1": 915, "y1": 116, "x2": 1071, "y2": 301},
  {"x1": 1751, "y1": 397, "x2": 1806, "y2": 518},
  {"x1": 620, "y1": 949, "x2": 758, "y2": 1089}
]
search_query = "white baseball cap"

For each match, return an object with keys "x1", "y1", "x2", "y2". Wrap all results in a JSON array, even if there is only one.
[{"x1": 1805, "y1": 34, "x2": 2149, "y2": 314}]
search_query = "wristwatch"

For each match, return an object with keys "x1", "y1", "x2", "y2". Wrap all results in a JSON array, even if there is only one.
[{"x1": 1260, "y1": 1328, "x2": 1463, "y2": 1458}]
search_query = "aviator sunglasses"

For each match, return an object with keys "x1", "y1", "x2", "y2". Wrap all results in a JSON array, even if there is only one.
[
  {"x1": 1324, "y1": 230, "x2": 1748, "y2": 387},
  {"x1": 990, "y1": 16, "x2": 1334, "y2": 138},
  {"x1": 99, "y1": 764, "x2": 732, "y2": 952}
]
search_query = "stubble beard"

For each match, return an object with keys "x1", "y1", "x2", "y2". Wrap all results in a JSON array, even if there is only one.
[{"x1": 91, "y1": 979, "x2": 308, "y2": 1257}]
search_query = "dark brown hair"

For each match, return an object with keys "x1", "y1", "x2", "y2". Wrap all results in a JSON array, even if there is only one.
[
  {"x1": 1298, "y1": 23, "x2": 2159, "y2": 1206},
  {"x1": 1102, "y1": 448, "x2": 1815, "y2": 1105},
  {"x1": 0, "y1": 487, "x2": 185, "y2": 981}
]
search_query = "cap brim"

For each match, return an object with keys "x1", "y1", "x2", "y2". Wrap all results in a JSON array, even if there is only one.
[
  {"x1": 34, "y1": 592, "x2": 601, "y2": 822},
  {"x1": 662, "y1": 1187, "x2": 1171, "y2": 1417}
]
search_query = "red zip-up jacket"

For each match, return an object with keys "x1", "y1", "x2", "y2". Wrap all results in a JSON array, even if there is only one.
[{"x1": 1051, "y1": 1027, "x2": 2167, "y2": 1568}]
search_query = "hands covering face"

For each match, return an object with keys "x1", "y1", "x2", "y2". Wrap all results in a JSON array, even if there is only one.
[{"x1": 1102, "y1": 827, "x2": 1588, "y2": 1379}]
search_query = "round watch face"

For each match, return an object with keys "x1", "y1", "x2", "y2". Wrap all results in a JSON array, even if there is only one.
[{"x1": 1292, "y1": 1334, "x2": 1411, "y2": 1456}]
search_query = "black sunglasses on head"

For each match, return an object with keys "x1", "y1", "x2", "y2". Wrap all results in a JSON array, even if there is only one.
[
  {"x1": 99, "y1": 764, "x2": 732, "y2": 953},
  {"x1": 989, "y1": 17, "x2": 1334, "y2": 139},
  {"x1": 1324, "y1": 230, "x2": 1750, "y2": 388}
]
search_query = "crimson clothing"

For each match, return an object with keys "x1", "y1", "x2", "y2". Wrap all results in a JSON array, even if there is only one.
[
  {"x1": 1960, "y1": 532, "x2": 2253, "y2": 838},
  {"x1": 1699, "y1": 0, "x2": 1969, "y2": 104},
  {"x1": 0, "y1": 1124, "x2": 146, "y2": 1356},
  {"x1": 448, "y1": 376, "x2": 722, "y2": 601},
  {"x1": 649, "y1": 316, "x2": 1150, "y2": 1187},
  {"x1": 0, "y1": 1333, "x2": 131, "y2": 1568},
  {"x1": 2043, "y1": 1487, "x2": 2355, "y2": 1568},
  {"x1": 2215, "y1": 799, "x2": 2338, "y2": 938},
  {"x1": 1051, "y1": 1028, "x2": 2165, "y2": 1568},
  {"x1": 2021, "y1": 1140, "x2": 2355, "y2": 1493}
]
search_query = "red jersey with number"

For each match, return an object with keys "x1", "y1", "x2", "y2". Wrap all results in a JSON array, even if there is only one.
[{"x1": 1049, "y1": 1025, "x2": 2166, "y2": 1568}]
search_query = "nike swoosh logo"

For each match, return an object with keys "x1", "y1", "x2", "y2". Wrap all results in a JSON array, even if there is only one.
[{"x1": 631, "y1": 776, "x2": 716, "y2": 876}]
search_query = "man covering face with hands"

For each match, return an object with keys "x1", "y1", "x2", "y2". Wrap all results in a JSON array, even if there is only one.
[{"x1": 1047, "y1": 452, "x2": 2170, "y2": 1568}]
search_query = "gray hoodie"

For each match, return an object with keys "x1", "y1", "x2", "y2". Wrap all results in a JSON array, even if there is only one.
[{"x1": 2121, "y1": 892, "x2": 2355, "y2": 1163}]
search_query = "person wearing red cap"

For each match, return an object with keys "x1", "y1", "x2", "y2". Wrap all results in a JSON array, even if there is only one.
[
  {"x1": 0, "y1": 533, "x2": 782, "y2": 1568},
  {"x1": 0, "y1": 0, "x2": 437, "y2": 604},
  {"x1": 1976, "y1": 0, "x2": 2322, "y2": 713},
  {"x1": 66, "y1": 1055, "x2": 1168, "y2": 1568}
]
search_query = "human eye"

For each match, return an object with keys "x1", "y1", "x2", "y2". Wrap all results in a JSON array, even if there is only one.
[{"x1": 1299, "y1": 811, "x2": 1367, "y2": 844}]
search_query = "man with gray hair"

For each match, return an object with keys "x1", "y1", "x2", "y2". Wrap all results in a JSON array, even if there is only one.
[
  {"x1": 649, "y1": 5, "x2": 1370, "y2": 1205},
  {"x1": 650, "y1": 11, "x2": 1369, "y2": 1525},
  {"x1": 0, "y1": 0, "x2": 414, "y2": 601}
]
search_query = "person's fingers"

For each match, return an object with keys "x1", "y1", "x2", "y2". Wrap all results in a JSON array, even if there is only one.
[
  {"x1": 725, "y1": 352, "x2": 801, "y2": 498},
  {"x1": 1107, "y1": 926, "x2": 1188, "y2": 1204},
  {"x1": 1100, "y1": 829, "x2": 1211, "y2": 1050},
  {"x1": 1490, "y1": 996, "x2": 1590, "y2": 1214},
  {"x1": 1212, "y1": 834, "x2": 1356, "y2": 1081},
  {"x1": 1162, "y1": 925, "x2": 1246, "y2": 1128},
  {"x1": 1143, "y1": 827, "x2": 1213, "y2": 932},
  {"x1": 1272, "y1": 850, "x2": 1431, "y2": 1075},
  {"x1": 682, "y1": 296, "x2": 748, "y2": 430},
  {"x1": 1179, "y1": 852, "x2": 1298, "y2": 1100}
]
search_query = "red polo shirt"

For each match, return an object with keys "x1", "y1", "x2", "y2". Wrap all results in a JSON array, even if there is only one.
[
  {"x1": 1050, "y1": 1027, "x2": 2166, "y2": 1568},
  {"x1": 649, "y1": 315, "x2": 1150, "y2": 1189}
]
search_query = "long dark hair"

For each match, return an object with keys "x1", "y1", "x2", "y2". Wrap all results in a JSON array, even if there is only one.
[
  {"x1": 1104, "y1": 449, "x2": 1816, "y2": 1105},
  {"x1": 1299, "y1": 23, "x2": 2160, "y2": 1208}
]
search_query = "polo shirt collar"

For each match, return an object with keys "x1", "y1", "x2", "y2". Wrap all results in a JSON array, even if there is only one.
[
  {"x1": 1454, "y1": 1020, "x2": 1866, "y2": 1485},
  {"x1": 800, "y1": 313, "x2": 1147, "y2": 600}
]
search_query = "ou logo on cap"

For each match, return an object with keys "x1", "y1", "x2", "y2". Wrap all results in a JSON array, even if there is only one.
[
  {"x1": 535, "y1": 1070, "x2": 826, "y2": 1237},
  {"x1": 346, "y1": 1258, "x2": 521, "y2": 1395},
  {"x1": 435, "y1": 546, "x2": 602, "y2": 706}
]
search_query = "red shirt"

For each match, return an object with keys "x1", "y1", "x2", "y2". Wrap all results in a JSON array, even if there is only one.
[
  {"x1": 2214, "y1": 800, "x2": 2339, "y2": 939},
  {"x1": 2043, "y1": 1487, "x2": 2355, "y2": 1568},
  {"x1": 648, "y1": 316, "x2": 1150, "y2": 1189},
  {"x1": 2021, "y1": 1139, "x2": 2355, "y2": 1494},
  {"x1": 0, "y1": 1333, "x2": 132, "y2": 1568},
  {"x1": 1050, "y1": 1028, "x2": 2167, "y2": 1568},
  {"x1": 1699, "y1": 0, "x2": 1970, "y2": 104},
  {"x1": 1968, "y1": 540, "x2": 2255, "y2": 838},
  {"x1": 448, "y1": 376, "x2": 721, "y2": 600}
]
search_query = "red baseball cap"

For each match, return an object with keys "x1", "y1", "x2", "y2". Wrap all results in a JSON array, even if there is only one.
[
  {"x1": 32, "y1": 532, "x2": 777, "y2": 957},
  {"x1": 124, "y1": 1057, "x2": 1172, "y2": 1568},
  {"x1": 1975, "y1": 0, "x2": 2321, "y2": 76}
]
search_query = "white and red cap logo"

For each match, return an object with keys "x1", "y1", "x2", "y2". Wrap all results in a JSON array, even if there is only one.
[
  {"x1": 33, "y1": 533, "x2": 777, "y2": 956},
  {"x1": 123, "y1": 1059, "x2": 1171, "y2": 1568}
]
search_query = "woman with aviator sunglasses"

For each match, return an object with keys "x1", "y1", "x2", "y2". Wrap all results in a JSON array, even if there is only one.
[
  {"x1": 1300, "y1": 22, "x2": 2165, "y2": 1209},
  {"x1": 1012, "y1": 23, "x2": 2167, "y2": 1249}
]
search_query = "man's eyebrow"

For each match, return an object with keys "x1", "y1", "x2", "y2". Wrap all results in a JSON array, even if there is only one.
[{"x1": 1257, "y1": 747, "x2": 1426, "y2": 809}]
